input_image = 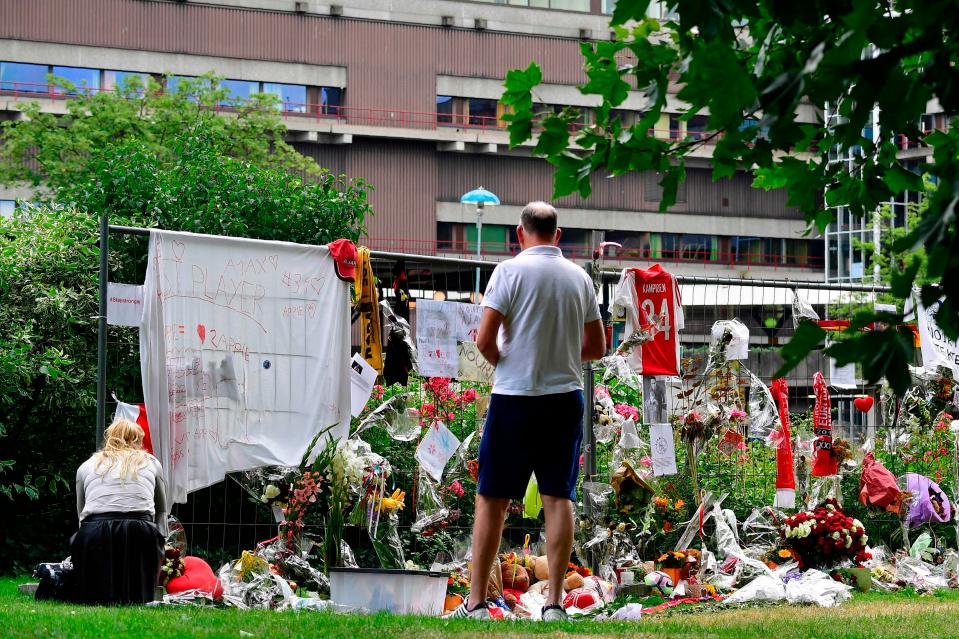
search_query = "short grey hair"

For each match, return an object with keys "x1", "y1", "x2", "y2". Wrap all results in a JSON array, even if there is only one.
[{"x1": 520, "y1": 201, "x2": 558, "y2": 238}]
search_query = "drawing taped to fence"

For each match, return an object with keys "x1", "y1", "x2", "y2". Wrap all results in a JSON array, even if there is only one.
[{"x1": 140, "y1": 230, "x2": 352, "y2": 503}]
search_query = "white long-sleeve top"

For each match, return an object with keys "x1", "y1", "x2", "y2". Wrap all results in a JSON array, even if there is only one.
[{"x1": 76, "y1": 453, "x2": 168, "y2": 536}]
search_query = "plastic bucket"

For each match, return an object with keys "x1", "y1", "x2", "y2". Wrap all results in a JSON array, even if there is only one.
[{"x1": 329, "y1": 567, "x2": 448, "y2": 615}]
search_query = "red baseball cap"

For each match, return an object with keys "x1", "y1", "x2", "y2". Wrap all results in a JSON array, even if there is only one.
[{"x1": 328, "y1": 239, "x2": 357, "y2": 282}]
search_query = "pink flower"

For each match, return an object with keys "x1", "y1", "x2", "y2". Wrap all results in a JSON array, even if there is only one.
[
  {"x1": 730, "y1": 408, "x2": 747, "y2": 418},
  {"x1": 461, "y1": 388, "x2": 478, "y2": 404},
  {"x1": 371, "y1": 384, "x2": 386, "y2": 399},
  {"x1": 594, "y1": 386, "x2": 611, "y2": 400},
  {"x1": 614, "y1": 403, "x2": 639, "y2": 421},
  {"x1": 447, "y1": 480, "x2": 465, "y2": 497},
  {"x1": 639, "y1": 456, "x2": 653, "y2": 467}
]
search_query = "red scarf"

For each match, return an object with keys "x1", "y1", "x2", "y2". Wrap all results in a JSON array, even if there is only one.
[
  {"x1": 812, "y1": 372, "x2": 838, "y2": 476},
  {"x1": 770, "y1": 378, "x2": 795, "y2": 507}
]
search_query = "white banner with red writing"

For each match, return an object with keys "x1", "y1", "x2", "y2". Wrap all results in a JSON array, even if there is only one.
[{"x1": 140, "y1": 230, "x2": 352, "y2": 503}]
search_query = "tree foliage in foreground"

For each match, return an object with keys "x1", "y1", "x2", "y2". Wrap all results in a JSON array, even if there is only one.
[{"x1": 503, "y1": 0, "x2": 959, "y2": 394}]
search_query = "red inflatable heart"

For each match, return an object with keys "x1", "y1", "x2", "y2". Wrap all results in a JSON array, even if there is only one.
[
  {"x1": 166, "y1": 556, "x2": 223, "y2": 598},
  {"x1": 854, "y1": 396, "x2": 874, "y2": 413}
]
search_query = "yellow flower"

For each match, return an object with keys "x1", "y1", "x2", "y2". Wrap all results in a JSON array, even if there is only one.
[
  {"x1": 236, "y1": 551, "x2": 268, "y2": 579},
  {"x1": 778, "y1": 549, "x2": 793, "y2": 559},
  {"x1": 378, "y1": 488, "x2": 406, "y2": 512}
]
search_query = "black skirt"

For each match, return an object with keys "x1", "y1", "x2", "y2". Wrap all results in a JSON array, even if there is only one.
[{"x1": 70, "y1": 511, "x2": 164, "y2": 605}]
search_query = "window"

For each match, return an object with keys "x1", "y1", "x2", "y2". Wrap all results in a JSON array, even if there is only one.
[
  {"x1": 468, "y1": 98, "x2": 498, "y2": 126},
  {"x1": 921, "y1": 113, "x2": 949, "y2": 134},
  {"x1": 166, "y1": 75, "x2": 196, "y2": 95},
  {"x1": 649, "y1": 0, "x2": 679, "y2": 20},
  {"x1": 263, "y1": 82, "x2": 307, "y2": 113},
  {"x1": 0, "y1": 62, "x2": 49, "y2": 93},
  {"x1": 686, "y1": 115, "x2": 708, "y2": 140},
  {"x1": 105, "y1": 70, "x2": 149, "y2": 94},
  {"x1": 0, "y1": 200, "x2": 14, "y2": 218},
  {"x1": 660, "y1": 233, "x2": 680, "y2": 259},
  {"x1": 321, "y1": 87, "x2": 343, "y2": 115},
  {"x1": 218, "y1": 79, "x2": 258, "y2": 106},
  {"x1": 437, "y1": 222, "x2": 455, "y2": 250},
  {"x1": 609, "y1": 109, "x2": 637, "y2": 128},
  {"x1": 52, "y1": 66, "x2": 100, "y2": 95},
  {"x1": 680, "y1": 234, "x2": 710, "y2": 260},
  {"x1": 669, "y1": 115, "x2": 682, "y2": 140},
  {"x1": 436, "y1": 95, "x2": 454, "y2": 124},
  {"x1": 557, "y1": 227, "x2": 589, "y2": 256}
]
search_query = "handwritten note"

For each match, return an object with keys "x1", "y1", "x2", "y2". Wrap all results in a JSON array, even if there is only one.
[
  {"x1": 415, "y1": 421, "x2": 460, "y2": 482},
  {"x1": 417, "y1": 337, "x2": 458, "y2": 378},
  {"x1": 415, "y1": 300, "x2": 486, "y2": 380},
  {"x1": 649, "y1": 423, "x2": 678, "y2": 477},
  {"x1": 457, "y1": 341, "x2": 494, "y2": 383},
  {"x1": 455, "y1": 304, "x2": 484, "y2": 342}
]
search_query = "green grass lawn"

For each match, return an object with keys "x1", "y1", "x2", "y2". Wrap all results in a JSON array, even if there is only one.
[{"x1": 3, "y1": 577, "x2": 959, "y2": 638}]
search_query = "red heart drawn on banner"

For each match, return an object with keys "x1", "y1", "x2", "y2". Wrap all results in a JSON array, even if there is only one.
[
  {"x1": 197, "y1": 324, "x2": 206, "y2": 345},
  {"x1": 854, "y1": 396, "x2": 874, "y2": 413}
]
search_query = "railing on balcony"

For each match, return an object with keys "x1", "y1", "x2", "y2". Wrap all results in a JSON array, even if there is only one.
[
  {"x1": 366, "y1": 237, "x2": 824, "y2": 269},
  {"x1": 0, "y1": 80, "x2": 713, "y2": 141}
]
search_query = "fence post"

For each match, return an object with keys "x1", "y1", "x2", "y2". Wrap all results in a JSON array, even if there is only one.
[
  {"x1": 583, "y1": 262, "x2": 597, "y2": 497},
  {"x1": 95, "y1": 211, "x2": 109, "y2": 450}
]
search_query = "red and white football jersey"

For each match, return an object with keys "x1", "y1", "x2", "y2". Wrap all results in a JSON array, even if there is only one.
[{"x1": 612, "y1": 265, "x2": 684, "y2": 377}]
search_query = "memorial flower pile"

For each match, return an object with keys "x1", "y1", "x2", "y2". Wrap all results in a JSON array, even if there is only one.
[{"x1": 780, "y1": 499, "x2": 870, "y2": 569}]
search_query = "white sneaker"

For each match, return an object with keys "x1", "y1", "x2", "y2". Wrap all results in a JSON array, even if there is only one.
[
  {"x1": 541, "y1": 604, "x2": 569, "y2": 622},
  {"x1": 448, "y1": 600, "x2": 491, "y2": 620}
]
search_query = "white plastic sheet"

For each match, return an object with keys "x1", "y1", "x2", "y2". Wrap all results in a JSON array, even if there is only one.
[{"x1": 784, "y1": 569, "x2": 853, "y2": 607}]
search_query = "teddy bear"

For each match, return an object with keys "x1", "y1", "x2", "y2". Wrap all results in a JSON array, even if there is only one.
[
  {"x1": 533, "y1": 555, "x2": 550, "y2": 581},
  {"x1": 500, "y1": 561, "x2": 530, "y2": 592}
]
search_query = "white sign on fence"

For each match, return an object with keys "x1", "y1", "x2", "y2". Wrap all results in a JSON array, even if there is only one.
[
  {"x1": 107, "y1": 283, "x2": 143, "y2": 327},
  {"x1": 912, "y1": 293, "x2": 959, "y2": 375}
]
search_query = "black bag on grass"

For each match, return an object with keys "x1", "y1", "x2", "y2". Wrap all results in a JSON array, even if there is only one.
[{"x1": 34, "y1": 561, "x2": 73, "y2": 601}]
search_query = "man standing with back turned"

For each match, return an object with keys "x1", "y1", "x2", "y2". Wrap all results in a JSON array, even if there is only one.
[{"x1": 450, "y1": 201, "x2": 606, "y2": 621}]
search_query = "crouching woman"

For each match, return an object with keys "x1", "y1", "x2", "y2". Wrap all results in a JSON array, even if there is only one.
[{"x1": 72, "y1": 418, "x2": 167, "y2": 604}]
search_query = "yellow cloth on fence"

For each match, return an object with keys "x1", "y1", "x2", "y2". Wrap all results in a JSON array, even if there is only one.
[{"x1": 353, "y1": 246, "x2": 383, "y2": 375}]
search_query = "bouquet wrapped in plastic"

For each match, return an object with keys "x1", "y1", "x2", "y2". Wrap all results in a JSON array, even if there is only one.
[{"x1": 780, "y1": 499, "x2": 870, "y2": 569}]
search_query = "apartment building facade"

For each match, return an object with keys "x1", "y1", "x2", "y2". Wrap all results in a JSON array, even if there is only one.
[{"x1": 1, "y1": 0, "x2": 824, "y2": 279}]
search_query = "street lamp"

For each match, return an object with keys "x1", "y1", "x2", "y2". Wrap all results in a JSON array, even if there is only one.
[{"x1": 460, "y1": 186, "x2": 500, "y2": 298}]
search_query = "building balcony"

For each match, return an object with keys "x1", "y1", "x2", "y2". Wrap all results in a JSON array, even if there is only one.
[
  {"x1": 365, "y1": 236, "x2": 825, "y2": 280},
  {"x1": 0, "y1": 81, "x2": 736, "y2": 160}
]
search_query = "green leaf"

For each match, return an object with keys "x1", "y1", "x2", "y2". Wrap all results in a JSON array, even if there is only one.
[
  {"x1": 826, "y1": 329, "x2": 915, "y2": 395},
  {"x1": 890, "y1": 257, "x2": 922, "y2": 299},
  {"x1": 534, "y1": 116, "x2": 572, "y2": 157},
  {"x1": 882, "y1": 163, "x2": 924, "y2": 194},
  {"x1": 774, "y1": 321, "x2": 826, "y2": 378},
  {"x1": 610, "y1": 0, "x2": 650, "y2": 26}
]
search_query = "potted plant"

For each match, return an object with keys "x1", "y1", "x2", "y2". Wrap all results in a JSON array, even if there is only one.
[{"x1": 445, "y1": 572, "x2": 469, "y2": 611}]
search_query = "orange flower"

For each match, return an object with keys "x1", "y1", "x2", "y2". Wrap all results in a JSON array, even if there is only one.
[
  {"x1": 674, "y1": 499, "x2": 686, "y2": 510},
  {"x1": 778, "y1": 549, "x2": 793, "y2": 559},
  {"x1": 663, "y1": 521, "x2": 674, "y2": 533}
]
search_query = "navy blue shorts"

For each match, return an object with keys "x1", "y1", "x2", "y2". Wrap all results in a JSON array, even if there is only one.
[{"x1": 477, "y1": 390, "x2": 584, "y2": 501}]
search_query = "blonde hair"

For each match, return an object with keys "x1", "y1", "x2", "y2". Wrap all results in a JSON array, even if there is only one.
[{"x1": 94, "y1": 418, "x2": 149, "y2": 481}]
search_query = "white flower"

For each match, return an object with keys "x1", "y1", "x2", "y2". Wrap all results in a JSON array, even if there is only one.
[
  {"x1": 263, "y1": 484, "x2": 280, "y2": 500},
  {"x1": 852, "y1": 519, "x2": 864, "y2": 529},
  {"x1": 833, "y1": 532, "x2": 841, "y2": 540},
  {"x1": 862, "y1": 535, "x2": 868, "y2": 544},
  {"x1": 846, "y1": 537, "x2": 853, "y2": 548}
]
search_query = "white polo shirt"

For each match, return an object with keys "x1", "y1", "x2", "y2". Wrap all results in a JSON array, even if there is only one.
[{"x1": 481, "y1": 245, "x2": 601, "y2": 396}]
